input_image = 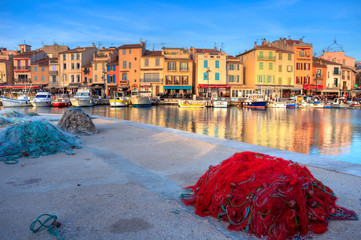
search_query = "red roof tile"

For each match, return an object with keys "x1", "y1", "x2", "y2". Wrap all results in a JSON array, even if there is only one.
[
  {"x1": 143, "y1": 50, "x2": 162, "y2": 57},
  {"x1": 195, "y1": 48, "x2": 221, "y2": 54},
  {"x1": 59, "y1": 47, "x2": 96, "y2": 54},
  {"x1": 118, "y1": 44, "x2": 143, "y2": 49}
]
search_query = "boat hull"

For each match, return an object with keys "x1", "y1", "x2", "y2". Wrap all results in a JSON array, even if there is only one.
[
  {"x1": 130, "y1": 97, "x2": 152, "y2": 107},
  {"x1": 109, "y1": 99, "x2": 130, "y2": 107},
  {"x1": 52, "y1": 101, "x2": 70, "y2": 107},
  {"x1": 331, "y1": 103, "x2": 350, "y2": 109},
  {"x1": 1, "y1": 97, "x2": 32, "y2": 107},
  {"x1": 213, "y1": 100, "x2": 229, "y2": 108},
  {"x1": 243, "y1": 101, "x2": 267, "y2": 109},
  {"x1": 31, "y1": 101, "x2": 52, "y2": 107},
  {"x1": 70, "y1": 99, "x2": 93, "y2": 107}
]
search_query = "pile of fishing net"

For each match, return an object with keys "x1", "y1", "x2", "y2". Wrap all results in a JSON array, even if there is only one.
[
  {"x1": 181, "y1": 152, "x2": 358, "y2": 240},
  {"x1": 0, "y1": 110, "x2": 40, "y2": 127},
  {"x1": 0, "y1": 120, "x2": 81, "y2": 164},
  {"x1": 57, "y1": 108, "x2": 97, "y2": 135}
]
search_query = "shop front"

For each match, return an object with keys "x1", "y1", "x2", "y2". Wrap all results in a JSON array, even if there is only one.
[
  {"x1": 197, "y1": 84, "x2": 230, "y2": 98},
  {"x1": 163, "y1": 86, "x2": 192, "y2": 97}
]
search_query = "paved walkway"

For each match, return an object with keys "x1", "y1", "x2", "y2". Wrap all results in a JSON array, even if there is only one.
[{"x1": 0, "y1": 116, "x2": 360, "y2": 239}]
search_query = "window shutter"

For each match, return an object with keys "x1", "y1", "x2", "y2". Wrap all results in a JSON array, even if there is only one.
[
  {"x1": 107, "y1": 65, "x2": 109, "y2": 71},
  {"x1": 113, "y1": 75, "x2": 116, "y2": 83},
  {"x1": 107, "y1": 75, "x2": 109, "y2": 83}
]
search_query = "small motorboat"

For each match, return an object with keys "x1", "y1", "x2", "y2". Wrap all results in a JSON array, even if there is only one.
[
  {"x1": 52, "y1": 97, "x2": 70, "y2": 107},
  {"x1": 31, "y1": 91, "x2": 52, "y2": 107},
  {"x1": 1, "y1": 94, "x2": 32, "y2": 108},
  {"x1": 109, "y1": 91, "x2": 131, "y2": 107}
]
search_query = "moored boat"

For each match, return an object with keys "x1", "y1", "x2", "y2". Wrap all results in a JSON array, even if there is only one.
[
  {"x1": 267, "y1": 99, "x2": 287, "y2": 108},
  {"x1": 212, "y1": 100, "x2": 229, "y2": 108},
  {"x1": 52, "y1": 96, "x2": 70, "y2": 107},
  {"x1": 31, "y1": 91, "x2": 52, "y2": 107},
  {"x1": 70, "y1": 88, "x2": 93, "y2": 107},
  {"x1": 331, "y1": 97, "x2": 350, "y2": 109},
  {"x1": 130, "y1": 91, "x2": 152, "y2": 107},
  {"x1": 179, "y1": 100, "x2": 206, "y2": 108},
  {"x1": 109, "y1": 91, "x2": 131, "y2": 107},
  {"x1": 0, "y1": 94, "x2": 32, "y2": 108},
  {"x1": 243, "y1": 94, "x2": 268, "y2": 109}
]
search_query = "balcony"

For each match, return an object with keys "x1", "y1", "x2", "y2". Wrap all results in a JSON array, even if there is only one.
[
  {"x1": 315, "y1": 75, "x2": 323, "y2": 80},
  {"x1": 14, "y1": 66, "x2": 30, "y2": 71},
  {"x1": 49, "y1": 71, "x2": 58, "y2": 75},
  {"x1": 140, "y1": 78, "x2": 163, "y2": 83},
  {"x1": 297, "y1": 54, "x2": 311, "y2": 59},
  {"x1": 14, "y1": 78, "x2": 31, "y2": 84},
  {"x1": 257, "y1": 56, "x2": 275, "y2": 61}
]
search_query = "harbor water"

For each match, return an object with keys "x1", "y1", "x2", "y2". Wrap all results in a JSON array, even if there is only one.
[{"x1": 2, "y1": 105, "x2": 361, "y2": 164}]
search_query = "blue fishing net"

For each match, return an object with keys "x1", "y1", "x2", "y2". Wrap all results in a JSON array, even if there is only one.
[{"x1": 0, "y1": 120, "x2": 81, "y2": 164}]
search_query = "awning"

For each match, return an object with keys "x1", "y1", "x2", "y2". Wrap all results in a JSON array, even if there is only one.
[
  {"x1": 197, "y1": 84, "x2": 230, "y2": 89},
  {"x1": 0, "y1": 85, "x2": 40, "y2": 89},
  {"x1": 303, "y1": 85, "x2": 324, "y2": 90},
  {"x1": 164, "y1": 86, "x2": 192, "y2": 90}
]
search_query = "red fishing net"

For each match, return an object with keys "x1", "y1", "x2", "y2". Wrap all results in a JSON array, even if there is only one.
[{"x1": 181, "y1": 152, "x2": 358, "y2": 240}]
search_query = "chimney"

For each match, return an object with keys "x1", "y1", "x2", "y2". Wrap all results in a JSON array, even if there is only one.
[
  {"x1": 262, "y1": 39, "x2": 267, "y2": 46},
  {"x1": 254, "y1": 41, "x2": 257, "y2": 48},
  {"x1": 267, "y1": 41, "x2": 270, "y2": 47},
  {"x1": 300, "y1": 38, "x2": 303, "y2": 43}
]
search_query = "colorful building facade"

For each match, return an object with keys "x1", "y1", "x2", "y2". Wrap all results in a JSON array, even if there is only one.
[
  {"x1": 163, "y1": 48, "x2": 193, "y2": 97},
  {"x1": 226, "y1": 56, "x2": 246, "y2": 98},
  {"x1": 140, "y1": 50, "x2": 163, "y2": 97},
  {"x1": 118, "y1": 42, "x2": 145, "y2": 92},
  {"x1": 106, "y1": 60, "x2": 119, "y2": 96}
]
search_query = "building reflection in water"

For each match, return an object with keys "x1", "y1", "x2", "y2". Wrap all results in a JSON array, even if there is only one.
[{"x1": 13, "y1": 105, "x2": 360, "y2": 164}]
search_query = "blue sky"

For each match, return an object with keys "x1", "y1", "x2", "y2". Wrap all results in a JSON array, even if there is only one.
[{"x1": 1, "y1": 0, "x2": 361, "y2": 60}]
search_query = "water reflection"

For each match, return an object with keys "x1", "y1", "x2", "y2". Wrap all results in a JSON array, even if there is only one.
[{"x1": 2, "y1": 105, "x2": 360, "y2": 164}]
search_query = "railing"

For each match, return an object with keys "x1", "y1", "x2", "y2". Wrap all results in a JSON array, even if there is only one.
[
  {"x1": 49, "y1": 71, "x2": 58, "y2": 75},
  {"x1": 298, "y1": 54, "x2": 311, "y2": 58},
  {"x1": 14, "y1": 78, "x2": 31, "y2": 83},
  {"x1": 316, "y1": 75, "x2": 323, "y2": 80},
  {"x1": 257, "y1": 56, "x2": 276, "y2": 61},
  {"x1": 140, "y1": 78, "x2": 163, "y2": 83},
  {"x1": 14, "y1": 66, "x2": 30, "y2": 70},
  {"x1": 118, "y1": 80, "x2": 128, "y2": 85}
]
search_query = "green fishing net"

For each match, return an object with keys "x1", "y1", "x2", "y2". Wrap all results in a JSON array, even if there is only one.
[{"x1": 0, "y1": 120, "x2": 81, "y2": 164}]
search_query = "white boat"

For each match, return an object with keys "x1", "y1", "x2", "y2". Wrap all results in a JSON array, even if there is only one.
[
  {"x1": 213, "y1": 100, "x2": 229, "y2": 108},
  {"x1": 130, "y1": 91, "x2": 152, "y2": 107},
  {"x1": 267, "y1": 99, "x2": 287, "y2": 108},
  {"x1": 0, "y1": 94, "x2": 32, "y2": 108},
  {"x1": 331, "y1": 97, "x2": 350, "y2": 109},
  {"x1": 31, "y1": 91, "x2": 52, "y2": 107},
  {"x1": 109, "y1": 91, "x2": 131, "y2": 107},
  {"x1": 70, "y1": 88, "x2": 93, "y2": 107}
]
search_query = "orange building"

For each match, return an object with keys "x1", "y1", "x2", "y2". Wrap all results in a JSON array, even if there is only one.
[
  {"x1": 271, "y1": 38, "x2": 313, "y2": 94},
  {"x1": 31, "y1": 58, "x2": 52, "y2": 88},
  {"x1": 312, "y1": 57, "x2": 327, "y2": 92},
  {"x1": 118, "y1": 42, "x2": 145, "y2": 92}
]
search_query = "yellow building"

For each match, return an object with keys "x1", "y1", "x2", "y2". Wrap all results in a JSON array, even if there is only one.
[
  {"x1": 238, "y1": 41, "x2": 295, "y2": 98},
  {"x1": 163, "y1": 48, "x2": 193, "y2": 97},
  {"x1": 190, "y1": 47, "x2": 227, "y2": 97},
  {"x1": 226, "y1": 56, "x2": 248, "y2": 98},
  {"x1": 140, "y1": 50, "x2": 164, "y2": 97}
]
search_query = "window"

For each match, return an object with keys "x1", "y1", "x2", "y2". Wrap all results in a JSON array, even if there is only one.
[
  {"x1": 279, "y1": 54, "x2": 282, "y2": 60},
  {"x1": 144, "y1": 73, "x2": 160, "y2": 82},
  {"x1": 122, "y1": 49, "x2": 126, "y2": 55},
  {"x1": 94, "y1": 63, "x2": 97, "y2": 71},
  {"x1": 269, "y1": 63, "x2": 273, "y2": 70},
  {"x1": 71, "y1": 54, "x2": 74, "y2": 60},
  {"x1": 63, "y1": 75, "x2": 67, "y2": 81},
  {"x1": 129, "y1": 62, "x2": 131, "y2": 69},
  {"x1": 174, "y1": 76, "x2": 180, "y2": 85},
  {"x1": 122, "y1": 73, "x2": 127, "y2": 80},
  {"x1": 269, "y1": 52, "x2": 273, "y2": 59},
  {"x1": 34, "y1": 66, "x2": 38, "y2": 72},
  {"x1": 77, "y1": 63, "x2": 80, "y2": 69},
  {"x1": 278, "y1": 77, "x2": 282, "y2": 85},
  {"x1": 77, "y1": 75, "x2": 80, "y2": 82},
  {"x1": 259, "y1": 62, "x2": 263, "y2": 70},
  {"x1": 257, "y1": 75, "x2": 263, "y2": 83},
  {"x1": 215, "y1": 72, "x2": 220, "y2": 80},
  {"x1": 180, "y1": 62, "x2": 188, "y2": 71},
  {"x1": 296, "y1": 76, "x2": 300, "y2": 84},
  {"x1": 168, "y1": 62, "x2": 176, "y2": 71},
  {"x1": 102, "y1": 63, "x2": 105, "y2": 70},
  {"x1": 278, "y1": 65, "x2": 282, "y2": 72},
  {"x1": 215, "y1": 60, "x2": 219, "y2": 68},
  {"x1": 204, "y1": 60, "x2": 208, "y2": 68},
  {"x1": 228, "y1": 75, "x2": 239, "y2": 83},
  {"x1": 155, "y1": 58, "x2": 160, "y2": 66},
  {"x1": 41, "y1": 67, "x2": 45, "y2": 72},
  {"x1": 288, "y1": 54, "x2": 292, "y2": 60},
  {"x1": 95, "y1": 74, "x2": 98, "y2": 82},
  {"x1": 123, "y1": 61, "x2": 127, "y2": 69},
  {"x1": 267, "y1": 75, "x2": 273, "y2": 83},
  {"x1": 182, "y1": 76, "x2": 188, "y2": 85},
  {"x1": 287, "y1": 65, "x2": 292, "y2": 72},
  {"x1": 77, "y1": 54, "x2": 80, "y2": 60},
  {"x1": 334, "y1": 67, "x2": 339, "y2": 75},
  {"x1": 166, "y1": 76, "x2": 171, "y2": 84},
  {"x1": 203, "y1": 72, "x2": 208, "y2": 80},
  {"x1": 300, "y1": 49, "x2": 305, "y2": 57},
  {"x1": 71, "y1": 63, "x2": 74, "y2": 69},
  {"x1": 144, "y1": 59, "x2": 149, "y2": 67},
  {"x1": 34, "y1": 76, "x2": 38, "y2": 81},
  {"x1": 129, "y1": 49, "x2": 131, "y2": 54},
  {"x1": 135, "y1": 57, "x2": 137, "y2": 60},
  {"x1": 71, "y1": 75, "x2": 74, "y2": 83},
  {"x1": 63, "y1": 54, "x2": 66, "y2": 60},
  {"x1": 63, "y1": 64, "x2": 66, "y2": 70},
  {"x1": 259, "y1": 51, "x2": 263, "y2": 59}
]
